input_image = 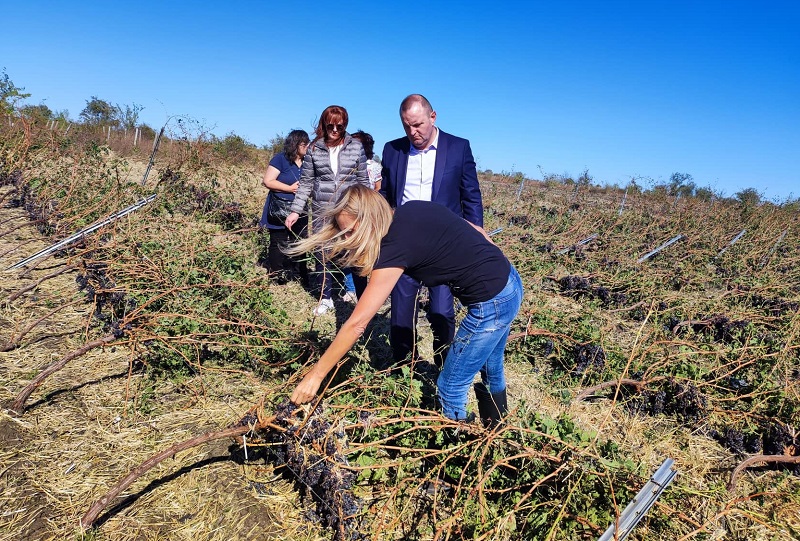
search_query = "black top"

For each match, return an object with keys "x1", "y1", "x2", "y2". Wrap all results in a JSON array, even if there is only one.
[{"x1": 374, "y1": 201, "x2": 510, "y2": 304}]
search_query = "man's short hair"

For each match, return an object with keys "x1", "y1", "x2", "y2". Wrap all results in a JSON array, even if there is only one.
[{"x1": 400, "y1": 94, "x2": 433, "y2": 115}]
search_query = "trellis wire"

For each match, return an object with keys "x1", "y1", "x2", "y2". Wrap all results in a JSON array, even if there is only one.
[{"x1": 636, "y1": 234, "x2": 684, "y2": 263}]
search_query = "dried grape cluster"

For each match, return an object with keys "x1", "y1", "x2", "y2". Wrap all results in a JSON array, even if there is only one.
[
  {"x1": 710, "y1": 422, "x2": 799, "y2": 474},
  {"x1": 625, "y1": 378, "x2": 707, "y2": 422},
  {"x1": 263, "y1": 400, "x2": 366, "y2": 541},
  {"x1": 746, "y1": 293, "x2": 799, "y2": 317},
  {"x1": 76, "y1": 262, "x2": 135, "y2": 338},
  {"x1": 557, "y1": 275, "x2": 631, "y2": 307},
  {"x1": 707, "y1": 427, "x2": 759, "y2": 455},
  {"x1": 572, "y1": 344, "x2": 605, "y2": 375},
  {"x1": 6, "y1": 169, "x2": 57, "y2": 236},
  {"x1": 673, "y1": 314, "x2": 750, "y2": 345},
  {"x1": 0, "y1": 164, "x2": 22, "y2": 188},
  {"x1": 157, "y1": 167, "x2": 245, "y2": 230},
  {"x1": 508, "y1": 214, "x2": 532, "y2": 227}
]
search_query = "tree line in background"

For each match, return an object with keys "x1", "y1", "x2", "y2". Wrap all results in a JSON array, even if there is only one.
[{"x1": 1, "y1": 67, "x2": 787, "y2": 207}]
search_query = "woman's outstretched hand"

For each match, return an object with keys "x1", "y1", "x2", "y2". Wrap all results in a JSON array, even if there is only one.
[{"x1": 290, "y1": 370, "x2": 324, "y2": 404}]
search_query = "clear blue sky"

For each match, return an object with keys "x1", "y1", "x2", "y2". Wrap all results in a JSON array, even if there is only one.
[{"x1": 4, "y1": 1, "x2": 798, "y2": 200}]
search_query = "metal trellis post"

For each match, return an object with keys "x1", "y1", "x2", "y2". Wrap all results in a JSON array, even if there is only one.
[{"x1": 598, "y1": 458, "x2": 677, "y2": 541}]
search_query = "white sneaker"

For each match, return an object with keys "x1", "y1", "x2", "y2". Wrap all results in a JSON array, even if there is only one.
[
  {"x1": 341, "y1": 291, "x2": 358, "y2": 304},
  {"x1": 313, "y1": 298, "x2": 334, "y2": 316}
]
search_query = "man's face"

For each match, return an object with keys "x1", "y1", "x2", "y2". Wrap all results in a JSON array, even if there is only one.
[{"x1": 401, "y1": 104, "x2": 437, "y2": 150}]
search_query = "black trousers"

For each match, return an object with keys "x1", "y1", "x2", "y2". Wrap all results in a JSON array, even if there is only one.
[{"x1": 266, "y1": 221, "x2": 307, "y2": 284}]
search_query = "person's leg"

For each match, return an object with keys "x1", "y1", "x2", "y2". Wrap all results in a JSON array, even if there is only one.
[
  {"x1": 268, "y1": 228, "x2": 290, "y2": 282},
  {"x1": 390, "y1": 274, "x2": 421, "y2": 365},
  {"x1": 437, "y1": 267, "x2": 523, "y2": 421},
  {"x1": 343, "y1": 272, "x2": 356, "y2": 293},
  {"x1": 427, "y1": 284, "x2": 456, "y2": 370},
  {"x1": 288, "y1": 217, "x2": 309, "y2": 287},
  {"x1": 479, "y1": 267, "x2": 524, "y2": 392},
  {"x1": 341, "y1": 271, "x2": 358, "y2": 303},
  {"x1": 309, "y1": 214, "x2": 333, "y2": 302}
]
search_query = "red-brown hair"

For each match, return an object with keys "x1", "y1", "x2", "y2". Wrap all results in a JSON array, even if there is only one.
[{"x1": 314, "y1": 105, "x2": 349, "y2": 145}]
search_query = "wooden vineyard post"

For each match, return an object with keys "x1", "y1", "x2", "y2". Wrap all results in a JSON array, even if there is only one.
[{"x1": 140, "y1": 126, "x2": 164, "y2": 186}]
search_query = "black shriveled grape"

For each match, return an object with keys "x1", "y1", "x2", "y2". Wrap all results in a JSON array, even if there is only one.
[
  {"x1": 265, "y1": 399, "x2": 365, "y2": 540},
  {"x1": 744, "y1": 432, "x2": 762, "y2": 453},
  {"x1": 651, "y1": 391, "x2": 666, "y2": 415},
  {"x1": 572, "y1": 344, "x2": 606, "y2": 375},
  {"x1": 559, "y1": 275, "x2": 591, "y2": 294},
  {"x1": 763, "y1": 423, "x2": 795, "y2": 456},
  {"x1": 624, "y1": 379, "x2": 707, "y2": 421},
  {"x1": 718, "y1": 427, "x2": 746, "y2": 455}
]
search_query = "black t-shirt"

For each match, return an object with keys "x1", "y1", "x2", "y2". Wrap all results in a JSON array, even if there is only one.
[{"x1": 374, "y1": 201, "x2": 511, "y2": 304}]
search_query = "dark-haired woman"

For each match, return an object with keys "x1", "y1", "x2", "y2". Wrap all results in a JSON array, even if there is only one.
[
  {"x1": 285, "y1": 106, "x2": 370, "y2": 315},
  {"x1": 351, "y1": 130, "x2": 382, "y2": 191},
  {"x1": 287, "y1": 185, "x2": 524, "y2": 425},
  {"x1": 259, "y1": 129, "x2": 310, "y2": 284}
]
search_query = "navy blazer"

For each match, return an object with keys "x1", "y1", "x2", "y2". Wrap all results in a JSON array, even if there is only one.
[{"x1": 380, "y1": 129, "x2": 483, "y2": 226}]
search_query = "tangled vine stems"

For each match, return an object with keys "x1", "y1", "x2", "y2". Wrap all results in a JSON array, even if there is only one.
[
  {"x1": 7, "y1": 333, "x2": 121, "y2": 413},
  {"x1": 728, "y1": 454, "x2": 800, "y2": 490},
  {"x1": 0, "y1": 297, "x2": 84, "y2": 352},
  {"x1": 80, "y1": 422, "x2": 259, "y2": 530},
  {"x1": 574, "y1": 378, "x2": 647, "y2": 401},
  {"x1": 4, "y1": 263, "x2": 78, "y2": 303}
]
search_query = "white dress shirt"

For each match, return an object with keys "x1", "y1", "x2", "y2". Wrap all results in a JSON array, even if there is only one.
[{"x1": 402, "y1": 128, "x2": 439, "y2": 204}]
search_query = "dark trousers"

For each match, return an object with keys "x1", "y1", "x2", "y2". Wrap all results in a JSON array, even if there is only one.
[
  {"x1": 390, "y1": 274, "x2": 455, "y2": 369},
  {"x1": 267, "y1": 222, "x2": 307, "y2": 285}
]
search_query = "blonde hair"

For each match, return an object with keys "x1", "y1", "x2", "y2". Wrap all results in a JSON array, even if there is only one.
[{"x1": 286, "y1": 184, "x2": 393, "y2": 276}]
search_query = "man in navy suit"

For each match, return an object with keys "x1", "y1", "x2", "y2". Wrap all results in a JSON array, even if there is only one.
[{"x1": 380, "y1": 94, "x2": 483, "y2": 370}]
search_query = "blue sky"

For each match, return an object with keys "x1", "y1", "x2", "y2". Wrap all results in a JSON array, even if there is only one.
[{"x1": 3, "y1": 1, "x2": 798, "y2": 200}]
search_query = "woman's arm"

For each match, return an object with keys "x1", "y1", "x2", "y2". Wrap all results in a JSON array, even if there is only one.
[
  {"x1": 467, "y1": 220, "x2": 496, "y2": 245},
  {"x1": 289, "y1": 151, "x2": 315, "y2": 215},
  {"x1": 290, "y1": 267, "x2": 404, "y2": 404},
  {"x1": 262, "y1": 165, "x2": 298, "y2": 193}
]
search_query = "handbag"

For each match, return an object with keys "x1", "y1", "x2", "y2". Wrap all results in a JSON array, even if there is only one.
[{"x1": 267, "y1": 193, "x2": 294, "y2": 225}]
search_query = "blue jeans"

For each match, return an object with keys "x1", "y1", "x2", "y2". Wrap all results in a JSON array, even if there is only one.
[
  {"x1": 343, "y1": 272, "x2": 356, "y2": 293},
  {"x1": 437, "y1": 266, "x2": 523, "y2": 420}
]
